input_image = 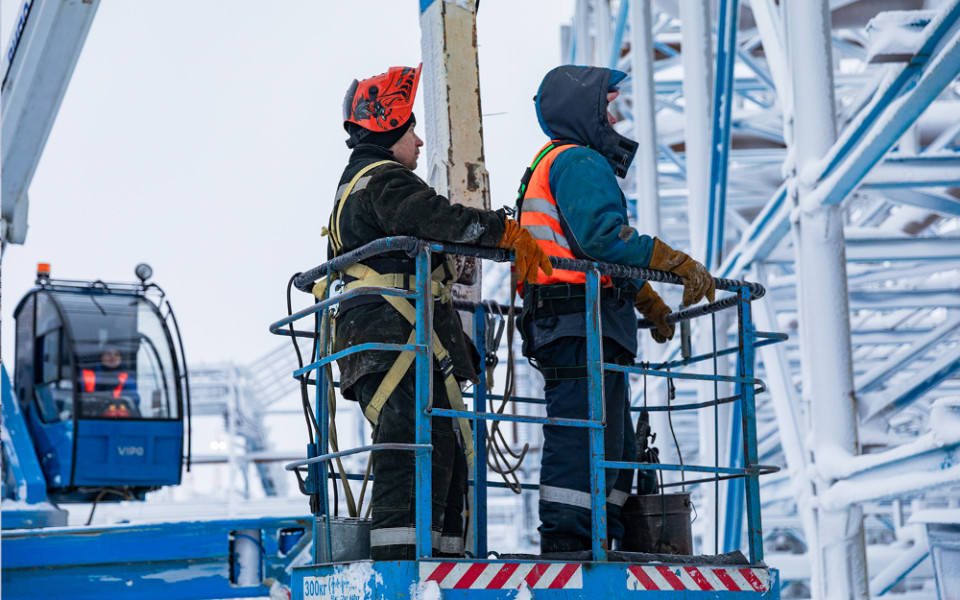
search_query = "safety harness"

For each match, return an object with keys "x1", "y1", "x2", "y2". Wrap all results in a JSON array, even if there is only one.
[{"x1": 318, "y1": 159, "x2": 476, "y2": 467}]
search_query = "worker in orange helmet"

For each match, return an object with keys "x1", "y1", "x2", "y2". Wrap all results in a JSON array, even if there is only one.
[{"x1": 322, "y1": 64, "x2": 552, "y2": 560}]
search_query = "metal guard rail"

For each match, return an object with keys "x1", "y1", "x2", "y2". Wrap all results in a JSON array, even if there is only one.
[
  {"x1": 291, "y1": 236, "x2": 765, "y2": 301},
  {"x1": 275, "y1": 236, "x2": 782, "y2": 566}
]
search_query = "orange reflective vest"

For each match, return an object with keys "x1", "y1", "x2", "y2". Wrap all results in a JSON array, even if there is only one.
[
  {"x1": 518, "y1": 142, "x2": 612, "y2": 293},
  {"x1": 82, "y1": 369, "x2": 129, "y2": 399}
]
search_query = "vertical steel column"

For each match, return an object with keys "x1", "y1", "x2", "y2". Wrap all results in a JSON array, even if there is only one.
[
  {"x1": 314, "y1": 326, "x2": 332, "y2": 562},
  {"x1": 594, "y1": 0, "x2": 612, "y2": 67},
  {"x1": 471, "y1": 304, "x2": 488, "y2": 558},
  {"x1": 630, "y1": 0, "x2": 665, "y2": 365},
  {"x1": 679, "y1": 0, "x2": 713, "y2": 262},
  {"x1": 584, "y1": 267, "x2": 608, "y2": 561},
  {"x1": 630, "y1": 0, "x2": 661, "y2": 240},
  {"x1": 706, "y1": 0, "x2": 740, "y2": 269},
  {"x1": 414, "y1": 245, "x2": 434, "y2": 558},
  {"x1": 575, "y1": 0, "x2": 591, "y2": 65},
  {"x1": 609, "y1": 0, "x2": 629, "y2": 70},
  {"x1": 722, "y1": 387, "x2": 745, "y2": 553},
  {"x1": 754, "y1": 264, "x2": 818, "y2": 555},
  {"x1": 681, "y1": 0, "x2": 728, "y2": 549},
  {"x1": 736, "y1": 288, "x2": 762, "y2": 562},
  {"x1": 785, "y1": 1, "x2": 867, "y2": 597}
]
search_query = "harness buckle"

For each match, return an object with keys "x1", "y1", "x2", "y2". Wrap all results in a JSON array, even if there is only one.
[{"x1": 438, "y1": 355, "x2": 455, "y2": 379}]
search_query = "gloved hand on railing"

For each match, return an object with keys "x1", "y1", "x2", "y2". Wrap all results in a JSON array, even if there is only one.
[
  {"x1": 498, "y1": 218, "x2": 554, "y2": 283},
  {"x1": 648, "y1": 237, "x2": 716, "y2": 307},
  {"x1": 634, "y1": 282, "x2": 674, "y2": 343}
]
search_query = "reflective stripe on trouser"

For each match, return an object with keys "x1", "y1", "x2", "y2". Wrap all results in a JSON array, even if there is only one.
[
  {"x1": 533, "y1": 336, "x2": 636, "y2": 542},
  {"x1": 355, "y1": 369, "x2": 467, "y2": 561},
  {"x1": 368, "y1": 528, "x2": 464, "y2": 555}
]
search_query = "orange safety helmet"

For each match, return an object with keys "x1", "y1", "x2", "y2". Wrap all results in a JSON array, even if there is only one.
[{"x1": 343, "y1": 65, "x2": 421, "y2": 135}]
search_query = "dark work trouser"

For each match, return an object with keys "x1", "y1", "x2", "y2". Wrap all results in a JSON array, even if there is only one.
[
  {"x1": 354, "y1": 370, "x2": 467, "y2": 560},
  {"x1": 531, "y1": 336, "x2": 636, "y2": 552}
]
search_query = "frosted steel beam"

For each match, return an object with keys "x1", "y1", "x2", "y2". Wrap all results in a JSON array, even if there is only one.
[
  {"x1": 818, "y1": 438, "x2": 960, "y2": 509},
  {"x1": 631, "y1": 0, "x2": 662, "y2": 240},
  {"x1": 762, "y1": 235, "x2": 960, "y2": 263},
  {"x1": 855, "y1": 313, "x2": 960, "y2": 394},
  {"x1": 878, "y1": 189, "x2": 960, "y2": 218},
  {"x1": 813, "y1": 1, "x2": 960, "y2": 190},
  {"x1": 768, "y1": 288, "x2": 960, "y2": 311},
  {"x1": 786, "y1": 0, "x2": 867, "y2": 597},
  {"x1": 680, "y1": 0, "x2": 712, "y2": 262},
  {"x1": 861, "y1": 155, "x2": 960, "y2": 189},
  {"x1": 806, "y1": 5, "x2": 960, "y2": 211},
  {"x1": 861, "y1": 345, "x2": 960, "y2": 420},
  {"x1": 718, "y1": 2, "x2": 960, "y2": 279}
]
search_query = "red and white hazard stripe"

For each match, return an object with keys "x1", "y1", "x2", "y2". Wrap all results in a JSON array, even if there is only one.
[
  {"x1": 627, "y1": 565, "x2": 769, "y2": 592},
  {"x1": 420, "y1": 562, "x2": 583, "y2": 590}
]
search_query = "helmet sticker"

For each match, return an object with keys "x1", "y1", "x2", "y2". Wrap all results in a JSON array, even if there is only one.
[{"x1": 350, "y1": 67, "x2": 418, "y2": 130}]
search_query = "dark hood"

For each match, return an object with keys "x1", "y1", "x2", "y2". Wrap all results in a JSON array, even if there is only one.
[{"x1": 535, "y1": 65, "x2": 638, "y2": 178}]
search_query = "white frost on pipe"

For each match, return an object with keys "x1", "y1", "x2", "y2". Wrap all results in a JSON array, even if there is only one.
[{"x1": 865, "y1": 10, "x2": 937, "y2": 64}]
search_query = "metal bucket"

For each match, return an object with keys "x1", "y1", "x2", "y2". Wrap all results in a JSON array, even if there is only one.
[
  {"x1": 619, "y1": 492, "x2": 693, "y2": 555},
  {"x1": 315, "y1": 517, "x2": 371, "y2": 562}
]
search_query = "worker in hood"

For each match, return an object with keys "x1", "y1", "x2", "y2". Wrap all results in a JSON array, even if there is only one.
[
  {"x1": 324, "y1": 64, "x2": 552, "y2": 560},
  {"x1": 516, "y1": 65, "x2": 715, "y2": 553}
]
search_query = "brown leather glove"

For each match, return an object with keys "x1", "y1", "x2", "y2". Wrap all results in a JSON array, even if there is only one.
[
  {"x1": 648, "y1": 237, "x2": 716, "y2": 307},
  {"x1": 498, "y1": 218, "x2": 553, "y2": 284},
  {"x1": 634, "y1": 283, "x2": 674, "y2": 343}
]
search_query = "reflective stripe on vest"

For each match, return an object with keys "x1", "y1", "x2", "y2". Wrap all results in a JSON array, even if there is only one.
[
  {"x1": 114, "y1": 372, "x2": 129, "y2": 399},
  {"x1": 82, "y1": 369, "x2": 96, "y2": 393},
  {"x1": 518, "y1": 142, "x2": 612, "y2": 290}
]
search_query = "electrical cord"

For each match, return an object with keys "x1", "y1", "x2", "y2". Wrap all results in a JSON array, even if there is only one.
[
  {"x1": 85, "y1": 487, "x2": 133, "y2": 526},
  {"x1": 484, "y1": 273, "x2": 529, "y2": 494},
  {"x1": 287, "y1": 272, "x2": 323, "y2": 515}
]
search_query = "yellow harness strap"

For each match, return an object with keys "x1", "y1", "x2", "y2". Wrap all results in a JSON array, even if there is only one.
[
  {"x1": 329, "y1": 159, "x2": 397, "y2": 254},
  {"x1": 313, "y1": 260, "x2": 476, "y2": 467}
]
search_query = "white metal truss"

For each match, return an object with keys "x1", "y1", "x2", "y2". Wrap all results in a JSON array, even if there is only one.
[{"x1": 516, "y1": 0, "x2": 960, "y2": 597}]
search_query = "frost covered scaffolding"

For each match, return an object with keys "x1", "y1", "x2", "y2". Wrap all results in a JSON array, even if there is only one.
[{"x1": 554, "y1": 0, "x2": 960, "y2": 597}]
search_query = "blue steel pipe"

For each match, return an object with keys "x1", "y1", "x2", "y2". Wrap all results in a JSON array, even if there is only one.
[
  {"x1": 723, "y1": 383, "x2": 746, "y2": 554},
  {"x1": 602, "y1": 460, "x2": 776, "y2": 477},
  {"x1": 293, "y1": 342, "x2": 424, "y2": 378},
  {"x1": 414, "y1": 245, "x2": 433, "y2": 558},
  {"x1": 738, "y1": 285, "x2": 765, "y2": 563},
  {"x1": 585, "y1": 267, "x2": 608, "y2": 561},
  {"x1": 269, "y1": 286, "x2": 415, "y2": 334},
  {"x1": 285, "y1": 443, "x2": 434, "y2": 471},
  {"x1": 609, "y1": 0, "x2": 629, "y2": 70},
  {"x1": 706, "y1": 0, "x2": 741, "y2": 268},
  {"x1": 471, "y1": 304, "x2": 489, "y2": 557},
  {"x1": 427, "y1": 407, "x2": 604, "y2": 429}
]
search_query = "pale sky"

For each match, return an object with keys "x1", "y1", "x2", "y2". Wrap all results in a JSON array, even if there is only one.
[{"x1": 1, "y1": 1, "x2": 576, "y2": 367}]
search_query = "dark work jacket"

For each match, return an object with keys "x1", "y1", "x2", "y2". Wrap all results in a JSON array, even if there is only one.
[
  {"x1": 520, "y1": 66, "x2": 648, "y2": 359},
  {"x1": 329, "y1": 144, "x2": 507, "y2": 396}
]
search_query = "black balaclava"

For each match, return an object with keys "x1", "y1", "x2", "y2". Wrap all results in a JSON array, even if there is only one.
[
  {"x1": 345, "y1": 114, "x2": 416, "y2": 149},
  {"x1": 535, "y1": 65, "x2": 638, "y2": 178}
]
